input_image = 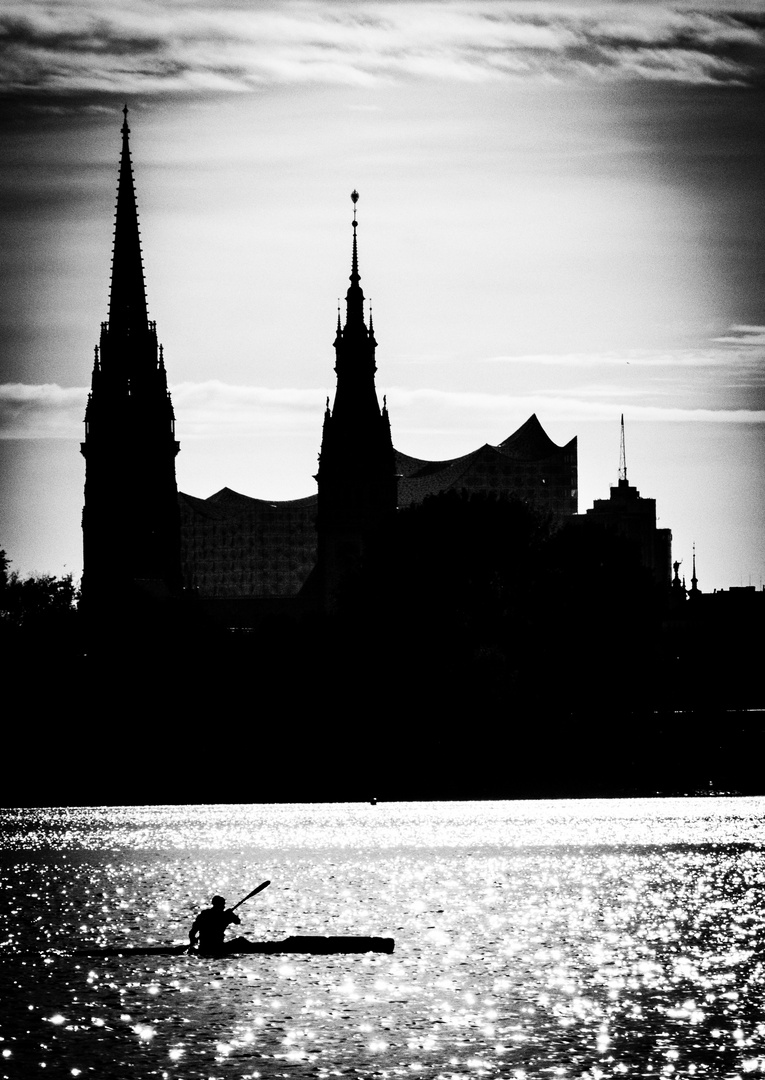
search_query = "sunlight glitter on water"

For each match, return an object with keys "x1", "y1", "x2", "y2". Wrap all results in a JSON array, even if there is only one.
[
  {"x1": 3, "y1": 796, "x2": 765, "y2": 852},
  {"x1": 1, "y1": 799, "x2": 764, "y2": 1078}
]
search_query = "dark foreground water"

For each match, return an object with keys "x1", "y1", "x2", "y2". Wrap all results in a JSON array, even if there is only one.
[{"x1": 1, "y1": 799, "x2": 764, "y2": 1079}]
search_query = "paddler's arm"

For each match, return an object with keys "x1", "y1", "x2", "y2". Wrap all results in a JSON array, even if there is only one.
[{"x1": 189, "y1": 915, "x2": 200, "y2": 946}]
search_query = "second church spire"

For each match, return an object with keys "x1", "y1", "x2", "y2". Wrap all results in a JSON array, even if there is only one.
[
  {"x1": 330, "y1": 191, "x2": 381, "y2": 425},
  {"x1": 344, "y1": 189, "x2": 366, "y2": 330},
  {"x1": 315, "y1": 191, "x2": 398, "y2": 609}
]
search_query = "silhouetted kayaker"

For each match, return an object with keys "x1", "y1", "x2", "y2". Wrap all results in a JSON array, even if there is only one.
[{"x1": 189, "y1": 895, "x2": 241, "y2": 953}]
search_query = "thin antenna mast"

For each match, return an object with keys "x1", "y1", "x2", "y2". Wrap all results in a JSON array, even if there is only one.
[{"x1": 618, "y1": 414, "x2": 627, "y2": 483}]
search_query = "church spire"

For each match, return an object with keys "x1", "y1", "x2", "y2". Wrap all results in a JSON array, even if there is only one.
[
  {"x1": 108, "y1": 105, "x2": 149, "y2": 337},
  {"x1": 690, "y1": 543, "x2": 699, "y2": 595},
  {"x1": 81, "y1": 107, "x2": 182, "y2": 620},
  {"x1": 315, "y1": 191, "x2": 397, "y2": 610},
  {"x1": 344, "y1": 190, "x2": 366, "y2": 330},
  {"x1": 329, "y1": 190, "x2": 380, "y2": 424}
]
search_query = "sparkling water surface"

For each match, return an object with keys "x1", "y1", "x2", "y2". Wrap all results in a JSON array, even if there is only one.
[{"x1": 1, "y1": 799, "x2": 764, "y2": 1079}]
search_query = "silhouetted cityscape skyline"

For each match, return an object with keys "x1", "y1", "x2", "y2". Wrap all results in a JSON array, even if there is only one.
[
  {"x1": 80, "y1": 111, "x2": 682, "y2": 624},
  {"x1": 1, "y1": 7, "x2": 763, "y2": 593},
  {"x1": 1, "y1": 4, "x2": 763, "y2": 809},
  {"x1": 4, "y1": 108, "x2": 756, "y2": 808}
]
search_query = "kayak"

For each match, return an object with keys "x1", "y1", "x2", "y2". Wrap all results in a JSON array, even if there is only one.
[{"x1": 74, "y1": 935, "x2": 395, "y2": 956}]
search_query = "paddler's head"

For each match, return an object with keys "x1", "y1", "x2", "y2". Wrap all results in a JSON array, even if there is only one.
[{"x1": 211, "y1": 895, "x2": 225, "y2": 910}]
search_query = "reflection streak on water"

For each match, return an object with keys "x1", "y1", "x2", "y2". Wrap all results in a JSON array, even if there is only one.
[{"x1": 0, "y1": 799, "x2": 763, "y2": 1078}]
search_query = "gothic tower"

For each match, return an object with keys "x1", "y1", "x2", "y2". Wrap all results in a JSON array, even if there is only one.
[
  {"x1": 315, "y1": 192, "x2": 398, "y2": 606},
  {"x1": 81, "y1": 108, "x2": 182, "y2": 617}
]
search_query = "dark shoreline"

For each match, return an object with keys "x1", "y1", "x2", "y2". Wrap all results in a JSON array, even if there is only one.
[
  {"x1": 5, "y1": 614, "x2": 762, "y2": 806},
  {"x1": 4, "y1": 717, "x2": 763, "y2": 809}
]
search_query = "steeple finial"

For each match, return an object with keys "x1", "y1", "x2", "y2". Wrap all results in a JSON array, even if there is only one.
[
  {"x1": 345, "y1": 190, "x2": 365, "y2": 327},
  {"x1": 619, "y1": 413, "x2": 627, "y2": 483},
  {"x1": 350, "y1": 190, "x2": 360, "y2": 287},
  {"x1": 108, "y1": 105, "x2": 149, "y2": 336}
]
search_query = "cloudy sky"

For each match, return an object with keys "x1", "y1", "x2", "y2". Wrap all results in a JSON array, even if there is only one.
[{"x1": 1, "y1": 0, "x2": 763, "y2": 591}]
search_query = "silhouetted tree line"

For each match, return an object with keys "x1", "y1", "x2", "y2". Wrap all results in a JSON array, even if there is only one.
[{"x1": 0, "y1": 549, "x2": 81, "y2": 658}]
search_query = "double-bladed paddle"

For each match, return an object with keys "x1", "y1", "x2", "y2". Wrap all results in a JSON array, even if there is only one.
[
  {"x1": 187, "y1": 881, "x2": 271, "y2": 954},
  {"x1": 231, "y1": 880, "x2": 270, "y2": 911}
]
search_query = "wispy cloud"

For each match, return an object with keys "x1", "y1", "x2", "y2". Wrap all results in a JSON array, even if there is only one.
[
  {"x1": 486, "y1": 335, "x2": 765, "y2": 374},
  {"x1": 3, "y1": 378, "x2": 764, "y2": 441},
  {"x1": 1, "y1": 1, "x2": 763, "y2": 100},
  {"x1": 172, "y1": 381, "x2": 326, "y2": 436},
  {"x1": 712, "y1": 324, "x2": 765, "y2": 346},
  {"x1": 386, "y1": 387, "x2": 765, "y2": 427},
  {"x1": 0, "y1": 382, "x2": 327, "y2": 439},
  {"x1": 0, "y1": 383, "x2": 87, "y2": 438}
]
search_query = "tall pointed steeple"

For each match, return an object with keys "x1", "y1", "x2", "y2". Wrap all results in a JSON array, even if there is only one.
[
  {"x1": 690, "y1": 543, "x2": 699, "y2": 596},
  {"x1": 344, "y1": 190, "x2": 365, "y2": 329},
  {"x1": 108, "y1": 106, "x2": 149, "y2": 337},
  {"x1": 329, "y1": 190, "x2": 383, "y2": 427},
  {"x1": 81, "y1": 108, "x2": 182, "y2": 624},
  {"x1": 315, "y1": 192, "x2": 397, "y2": 609}
]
